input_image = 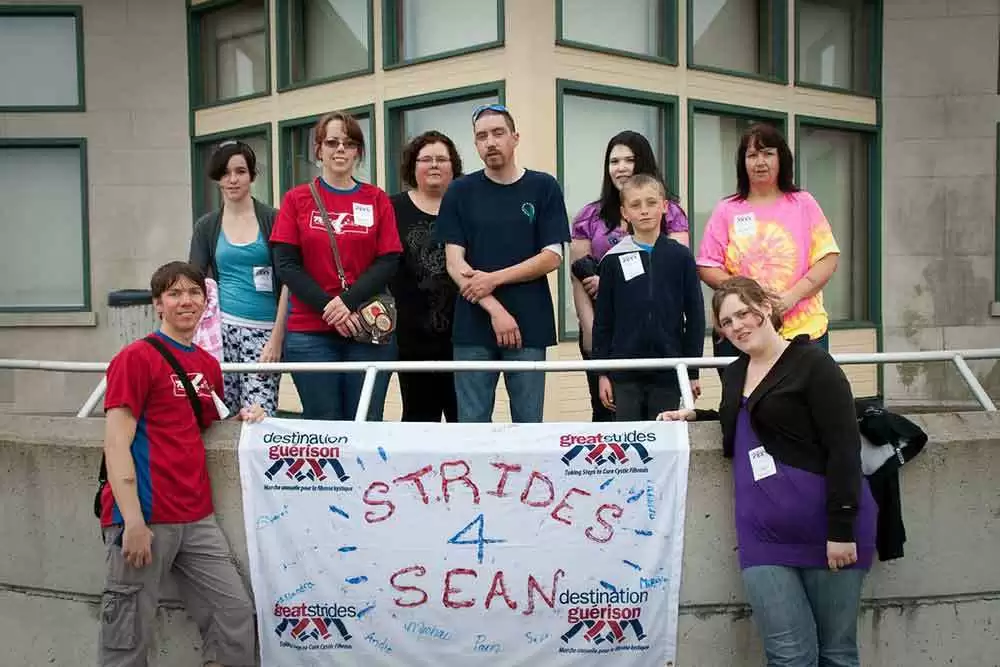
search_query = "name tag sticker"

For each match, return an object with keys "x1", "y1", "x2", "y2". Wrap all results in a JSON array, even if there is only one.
[
  {"x1": 733, "y1": 212, "x2": 757, "y2": 237},
  {"x1": 253, "y1": 266, "x2": 273, "y2": 292},
  {"x1": 619, "y1": 252, "x2": 645, "y2": 281},
  {"x1": 353, "y1": 203, "x2": 375, "y2": 228},
  {"x1": 749, "y1": 446, "x2": 777, "y2": 481}
]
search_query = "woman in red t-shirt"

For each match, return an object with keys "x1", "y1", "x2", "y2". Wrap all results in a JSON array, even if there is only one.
[{"x1": 271, "y1": 111, "x2": 402, "y2": 420}]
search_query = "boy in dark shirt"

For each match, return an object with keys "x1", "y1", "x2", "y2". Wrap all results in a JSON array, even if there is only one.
[{"x1": 593, "y1": 174, "x2": 705, "y2": 421}]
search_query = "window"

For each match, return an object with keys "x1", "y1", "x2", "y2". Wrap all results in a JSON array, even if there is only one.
[
  {"x1": 0, "y1": 7, "x2": 84, "y2": 110},
  {"x1": 558, "y1": 83, "x2": 678, "y2": 339},
  {"x1": 384, "y1": 0, "x2": 502, "y2": 66},
  {"x1": 558, "y1": 0, "x2": 673, "y2": 62},
  {"x1": 193, "y1": 129, "x2": 272, "y2": 219},
  {"x1": 194, "y1": 0, "x2": 269, "y2": 106},
  {"x1": 0, "y1": 141, "x2": 88, "y2": 311},
  {"x1": 278, "y1": 0, "x2": 371, "y2": 89},
  {"x1": 798, "y1": 123, "x2": 874, "y2": 323},
  {"x1": 689, "y1": 106, "x2": 786, "y2": 322},
  {"x1": 281, "y1": 111, "x2": 374, "y2": 194},
  {"x1": 796, "y1": 0, "x2": 877, "y2": 95},
  {"x1": 689, "y1": 0, "x2": 785, "y2": 80},
  {"x1": 385, "y1": 86, "x2": 503, "y2": 193}
]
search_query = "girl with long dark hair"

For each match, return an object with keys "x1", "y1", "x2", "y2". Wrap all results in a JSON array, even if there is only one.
[{"x1": 570, "y1": 130, "x2": 689, "y2": 420}]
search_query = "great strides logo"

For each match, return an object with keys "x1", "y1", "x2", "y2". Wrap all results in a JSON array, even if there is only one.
[
  {"x1": 559, "y1": 430, "x2": 654, "y2": 474},
  {"x1": 273, "y1": 601, "x2": 356, "y2": 650},
  {"x1": 559, "y1": 588, "x2": 649, "y2": 649},
  {"x1": 263, "y1": 431, "x2": 352, "y2": 490}
]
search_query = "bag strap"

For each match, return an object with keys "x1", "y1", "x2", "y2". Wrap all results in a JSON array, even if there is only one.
[
  {"x1": 96, "y1": 335, "x2": 206, "y2": 506},
  {"x1": 143, "y1": 335, "x2": 205, "y2": 424},
  {"x1": 308, "y1": 181, "x2": 349, "y2": 290}
]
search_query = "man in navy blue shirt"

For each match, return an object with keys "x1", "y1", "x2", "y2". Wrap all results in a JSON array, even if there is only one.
[{"x1": 434, "y1": 104, "x2": 570, "y2": 422}]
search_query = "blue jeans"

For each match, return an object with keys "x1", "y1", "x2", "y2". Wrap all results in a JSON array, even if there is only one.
[
  {"x1": 283, "y1": 332, "x2": 396, "y2": 421},
  {"x1": 453, "y1": 345, "x2": 546, "y2": 423},
  {"x1": 741, "y1": 565, "x2": 867, "y2": 667}
]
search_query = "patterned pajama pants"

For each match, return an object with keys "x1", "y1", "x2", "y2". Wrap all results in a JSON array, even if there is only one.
[{"x1": 222, "y1": 322, "x2": 280, "y2": 415}]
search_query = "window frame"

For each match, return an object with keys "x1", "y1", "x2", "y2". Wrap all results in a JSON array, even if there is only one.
[
  {"x1": 0, "y1": 5, "x2": 86, "y2": 112},
  {"x1": 995, "y1": 122, "x2": 1000, "y2": 315},
  {"x1": 0, "y1": 138, "x2": 90, "y2": 313},
  {"x1": 187, "y1": 0, "x2": 272, "y2": 110},
  {"x1": 555, "y1": 0, "x2": 678, "y2": 66},
  {"x1": 686, "y1": 0, "x2": 788, "y2": 84},
  {"x1": 793, "y1": 0, "x2": 882, "y2": 98},
  {"x1": 190, "y1": 122, "x2": 273, "y2": 222},
  {"x1": 381, "y1": 0, "x2": 505, "y2": 70},
  {"x1": 275, "y1": 0, "x2": 374, "y2": 93},
  {"x1": 794, "y1": 115, "x2": 881, "y2": 330},
  {"x1": 555, "y1": 79, "x2": 681, "y2": 342},
  {"x1": 277, "y1": 104, "x2": 377, "y2": 195},
  {"x1": 382, "y1": 81, "x2": 506, "y2": 195}
]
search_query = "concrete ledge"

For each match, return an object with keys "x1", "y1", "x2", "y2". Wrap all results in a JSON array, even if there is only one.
[{"x1": 1, "y1": 412, "x2": 999, "y2": 665}]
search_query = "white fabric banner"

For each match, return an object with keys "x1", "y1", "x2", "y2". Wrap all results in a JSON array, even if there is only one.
[{"x1": 237, "y1": 420, "x2": 690, "y2": 666}]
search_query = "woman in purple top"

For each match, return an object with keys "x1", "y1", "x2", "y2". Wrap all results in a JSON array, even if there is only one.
[
  {"x1": 570, "y1": 131, "x2": 689, "y2": 421},
  {"x1": 659, "y1": 276, "x2": 876, "y2": 667}
]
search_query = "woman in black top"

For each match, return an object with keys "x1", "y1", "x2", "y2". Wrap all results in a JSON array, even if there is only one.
[
  {"x1": 659, "y1": 276, "x2": 875, "y2": 666},
  {"x1": 390, "y1": 131, "x2": 464, "y2": 421}
]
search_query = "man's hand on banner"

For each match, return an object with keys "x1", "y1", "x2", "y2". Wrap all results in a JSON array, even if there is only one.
[{"x1": 238, "y1": 404, "x2": 267, "y2": 423}]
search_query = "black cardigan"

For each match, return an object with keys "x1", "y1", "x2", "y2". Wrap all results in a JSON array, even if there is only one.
[
  {"x1": 695, "y1": 335, "x2": 863, "y2": 542},
  {"x1": 188, "y1": 198, "x2": 283, "y2": 302}
]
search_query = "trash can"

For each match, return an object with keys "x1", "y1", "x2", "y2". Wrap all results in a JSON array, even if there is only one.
[{"x1": 107, "y1": 290, "x2": 159, "y2": 348}]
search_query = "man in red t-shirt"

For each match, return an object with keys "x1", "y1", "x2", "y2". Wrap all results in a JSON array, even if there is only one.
[{"x1": 98, "y1": 261, "x2": 265, "y2": 667}]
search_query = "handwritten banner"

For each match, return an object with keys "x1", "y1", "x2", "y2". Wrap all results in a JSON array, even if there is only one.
[{"x1": 237, "y1": 420, "x2": 690, "y2": 666}]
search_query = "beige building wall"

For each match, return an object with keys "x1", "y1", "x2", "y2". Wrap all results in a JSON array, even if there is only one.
[
  {"x1": 0, "y1": 0, "x2": 879, "y2": 417},
  {"x1": 0, "y1": 0, "x2": 192, "y2": 413},
  {"x1": 193, "y1": 0, "x2": 876, "y2": 420}
]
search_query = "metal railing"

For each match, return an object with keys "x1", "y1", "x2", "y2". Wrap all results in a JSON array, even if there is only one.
[{"x1": 2, "y1": 348, "x2": 1000, "y2": 420}]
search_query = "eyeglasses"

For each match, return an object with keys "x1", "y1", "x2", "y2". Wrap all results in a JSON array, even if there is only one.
[
  {"x1": 471, "y1": 103, "x2": 511, "y2": 123},
  {"x1": 323, "y1": 138, "x2": 360, "y2": 150},
  {"x1": 415, "y1": 156, "x2": 451, "y2": 165}
]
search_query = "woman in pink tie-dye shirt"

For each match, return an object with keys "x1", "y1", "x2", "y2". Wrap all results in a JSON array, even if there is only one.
[{"x1": 696, "y1": 123, "x2": 839, "y2": 366}]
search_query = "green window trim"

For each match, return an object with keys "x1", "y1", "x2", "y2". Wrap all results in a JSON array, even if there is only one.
[
  {"x1": 994, "y1": 123, "x2": 1000, "y2": 310},
  {"x1": 381, "y1": 0, "x2": 505, "y2": 70},
  {"x1": 0, "y1": 137, "x2": 90, "y2": 313},
  {"x1": 187, "y1": 0, "x2": 273, "y2": 111},
  {"x1": 686, "y1": 0, "x2": 788, "y2": 85},
  {"x1": 793, "y1": 0, "x2": 882, "y2": 98},
  {"x1": 555, "y1": 80, "x2": 681, "y2": 342},
  {"x1": 0, "y1": 5, "x2": 86, "y2": 112},
  {"x1": 275, "y1": 0, "x2": 374, "y2": 93},
  {"x1": 793, "y1": 114, "x2": 881, "y2": 331},
  {"x1": 382, "y1": 80, "x2": 506, "y2": 195},
  {"x1": 190, "y1": 122, "x2": 273, "y2": 222},
  {"x1": 554, "y1": 0, "x2": 679, "y2": 66},
  {"x1": 277, "y1": 104, "x2": 377, "y2": 195}
]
